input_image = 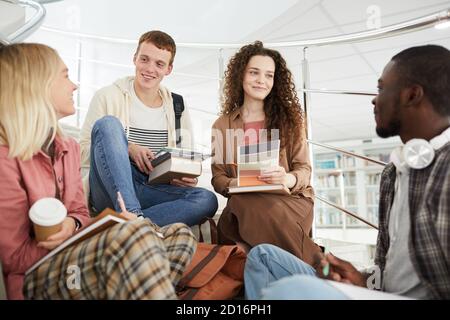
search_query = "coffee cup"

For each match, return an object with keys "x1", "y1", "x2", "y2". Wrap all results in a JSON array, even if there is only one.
[{"x1": 29, "y1": 198, "x2": 67, "y2": 242}]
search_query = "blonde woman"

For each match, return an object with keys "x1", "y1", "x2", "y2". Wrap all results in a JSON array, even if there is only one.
[{"x1": 0, "y1": 43, "x2": 196, "y2": 300}]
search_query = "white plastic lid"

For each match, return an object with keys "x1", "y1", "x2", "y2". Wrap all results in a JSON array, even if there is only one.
[{"x1": 29, "y1": 198, "x2": 67, "y2": 226}]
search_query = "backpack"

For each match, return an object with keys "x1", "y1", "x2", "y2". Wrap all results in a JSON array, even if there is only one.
[
  {"x1": 171, "y1": 92, "x2": 184, "y2": 147},
  {"x1": 176, "y1": 243, "x2": 247, "y2": 300}
]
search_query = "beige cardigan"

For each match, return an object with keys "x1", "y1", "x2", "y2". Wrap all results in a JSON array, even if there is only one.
[{"x1": 79, "y1": 76, "x2": 193, "y2": 204}]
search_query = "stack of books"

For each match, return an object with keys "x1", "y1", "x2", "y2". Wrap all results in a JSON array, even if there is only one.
[
  {"x1": 148, "y1": 148, "x2": 210, "y2": 185},
  {"x1": 228, "y1": 140, "x2": 290, "y2": 195}
]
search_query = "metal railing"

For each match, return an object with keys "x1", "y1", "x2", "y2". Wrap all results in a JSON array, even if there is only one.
[
  {"x1": 301, "y1": 88, "x2": 376, "y2": 97},
  {"x1": 307, "y1": 140, "x2": 388, "y2": 167},
  {"x1": 298, "y1": 8, "x2": 449, "y2": 233},
  {"x1": 35, "y1": 8, "x2": 450, "y2": 233},
  {"x1": 315, "y1": 195, "x2": 379, "y2": 230},
  {"x1": 0, "y1": 0, "x2": 46, "y2": 45},
  {"x1": 308, "y1": 139, "x2": 386, "y2": 231},
  {"x1": 39, "y1": 9, "x2": 450, "y2": 49}
]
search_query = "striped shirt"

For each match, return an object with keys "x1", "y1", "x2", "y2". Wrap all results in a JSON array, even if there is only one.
[
  {"x1": 126, "y1": 127, "x2": 168, "y2": 153},
  {"x1": 127, "y1": 81, "x2": 168, "y2": 153}
]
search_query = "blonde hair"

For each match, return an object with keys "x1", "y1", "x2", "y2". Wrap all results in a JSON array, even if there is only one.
[{"x1": 0, "y1": 43, "x2": 63, "y2": 161}]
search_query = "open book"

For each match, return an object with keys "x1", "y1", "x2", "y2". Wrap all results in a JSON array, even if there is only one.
[
  {"x1": 26, "y1": 208, "x2": 127, "y2": 275},
  {"x1": 326, "y1": 280, "x2": 413, "y2": 300},
  {"x1": 148, "y1": 147, "x2": 210, "y2": 185},
  {"x1": 228, "y1": 140, "x2": 290, "y2": 195}
]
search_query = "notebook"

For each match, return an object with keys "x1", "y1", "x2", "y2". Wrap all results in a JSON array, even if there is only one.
[
  {"x1": 26, "y1": 208, "x2": 127, "y2": 275},
  {"x1": 228, "y1": 139, "x2": 290, "y2": 195},
  {"x1": 228, "y1": 184, "x2": 290, "y2": 195},
  {"x1": 326, "y1": 281, "x2": 413, "y2": 300}
]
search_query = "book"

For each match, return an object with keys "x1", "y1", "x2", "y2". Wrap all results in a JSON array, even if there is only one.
[
  {"x1": 228, "y1": 184, "x2": 290, "y2": 195},
  {"x1": 148, "y1": 148, "x2": 209, "y2": 185},
  {"x1": 26, "y1": 208, "x2": 127, "y2": 275},
  {"x1": 152, "y1": 147, "x2": 210, "y2": 165},
  {"x1": 228, "y1": 140, "x2": 290, "y2": 195},
  {"x1": 326, "y1": 280, "x2": 412, "y2": 300}
]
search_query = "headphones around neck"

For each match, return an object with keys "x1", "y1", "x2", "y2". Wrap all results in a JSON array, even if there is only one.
[{"x1": 390, "y1": 127, "x2": 450, "y2": 170}]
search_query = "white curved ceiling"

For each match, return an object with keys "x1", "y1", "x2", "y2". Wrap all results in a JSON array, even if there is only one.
[
  {"x1": 22, "y1": 0, "x2": 450, "y2": 143},
  {"x1": 0, "y1": 0, "x2": 25, "y2": 37}
]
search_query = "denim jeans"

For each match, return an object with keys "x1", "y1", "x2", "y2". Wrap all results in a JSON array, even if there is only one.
[
  {"x1": 89, "y1": 116, "x2": 218, "y2": 227},
  {"x1": 244, "y1": 244, "x2": 348, "y2": 300}
]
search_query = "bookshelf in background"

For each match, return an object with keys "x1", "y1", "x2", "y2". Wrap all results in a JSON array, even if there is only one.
[{"x1": 312, "y1": 140, "x2": 399, "y2": 230}]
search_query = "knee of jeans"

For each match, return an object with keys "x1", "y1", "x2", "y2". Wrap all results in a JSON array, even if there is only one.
[
  {"x1": 195, "y1": 189, "x2": 218, "y2": 216},
  {"x1": 262, "y1": 274, "x2": 319, "y2": 299},
  {"x1": 246, "y1": 245, "x2": 265, "y2": 268},
  {"x1": 92, "y1": 116, "x2": 123, "y2": 136},
  {"x1": 248, "y1": 243, "x2": 281, "y2": 261}
]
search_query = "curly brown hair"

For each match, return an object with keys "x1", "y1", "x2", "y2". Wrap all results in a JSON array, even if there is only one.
[{"x1": 221, "y1": 41, "x2": 304, "y2": 147}]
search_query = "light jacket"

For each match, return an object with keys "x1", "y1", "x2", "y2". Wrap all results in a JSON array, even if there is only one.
[{"x1": 79, "y1": 76, "x2": 193, "y2": 203}]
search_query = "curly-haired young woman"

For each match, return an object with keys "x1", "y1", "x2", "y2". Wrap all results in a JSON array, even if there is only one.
[{"x1": 211, "y1": 41, "x2": 321, "y2": 264}]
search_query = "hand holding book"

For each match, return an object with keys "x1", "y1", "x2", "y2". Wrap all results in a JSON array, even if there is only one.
[
  {"x1": 229, "y1": 140, "x2": 292, "y2": 195},
  {"x1": 147, "y1": 147, "x2": 206, "y2": 185},
  {"x1": 258, "y1": 166, "x2": 287, "y2": 185},
  {"x1": 128, "y1": 143, "x2": 155, "y2": 174},
  {"x1": 171, "y1": 177, "x2": 198, "y2": 187},
  {"x1": 258, "y1": 166, "x2": 297, "y2": 189}
]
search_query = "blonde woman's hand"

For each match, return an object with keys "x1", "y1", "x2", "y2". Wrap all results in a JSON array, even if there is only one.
[{"x1": 37, "y1": 217, "x2": 77, "y2": 250}]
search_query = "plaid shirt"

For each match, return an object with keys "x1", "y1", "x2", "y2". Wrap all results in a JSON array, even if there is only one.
[{"x1": 375, "y1": 142, "x2": 450, "y2": 299}]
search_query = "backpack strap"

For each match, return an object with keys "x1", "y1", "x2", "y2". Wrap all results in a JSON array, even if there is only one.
[
  {"x1": 197, "y1": 217, "x2": 218, "y2": 244},
  {"x1": 176, "y1": 245, "x2": 221, "y2": 291},
  {"x1": 171, "y1": 92, "x2": 184, "y2": 148}
]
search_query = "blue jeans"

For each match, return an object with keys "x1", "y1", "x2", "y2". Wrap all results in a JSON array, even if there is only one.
[
  {"x1": 244, "y1": 244, "x2": 348, "y2": 300},
  {"x1": 89, "y1": 116, "x2": 218, "y2": 227}
]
